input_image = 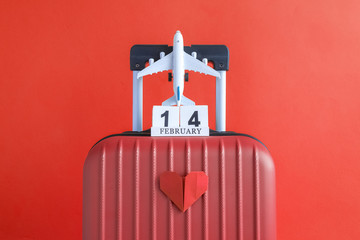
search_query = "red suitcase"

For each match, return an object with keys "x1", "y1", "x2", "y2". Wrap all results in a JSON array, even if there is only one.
[{"x1": 83, "y1": 45, "x2": 276, "y2": 240}]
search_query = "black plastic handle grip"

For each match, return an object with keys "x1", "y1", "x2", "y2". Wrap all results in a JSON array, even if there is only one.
[{"x1": 130, "y1": 45, "x2": 229, "y2": 71}]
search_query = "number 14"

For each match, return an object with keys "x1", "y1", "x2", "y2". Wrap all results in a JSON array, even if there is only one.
[{"x1": 161, "y1": 110, "x2": 201, "y2": 127}]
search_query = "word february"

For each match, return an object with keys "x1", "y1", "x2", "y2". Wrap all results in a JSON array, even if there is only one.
[{"x1": 151, "y1": 127, "x2": 209, "y2": 136}]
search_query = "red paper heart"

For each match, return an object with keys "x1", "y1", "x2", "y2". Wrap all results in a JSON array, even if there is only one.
[{"x1": 160, "y1": 171, "x2": 208, "y2": 212}]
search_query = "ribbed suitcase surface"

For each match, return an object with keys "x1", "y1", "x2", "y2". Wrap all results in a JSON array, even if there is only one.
[{"x1": 83, "y1": 135, "x2": 276, "y2": 240}]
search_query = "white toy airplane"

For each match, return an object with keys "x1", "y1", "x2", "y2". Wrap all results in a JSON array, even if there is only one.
[{"x1": 137, "y1": 31, "x2": 221, "y2": 106}]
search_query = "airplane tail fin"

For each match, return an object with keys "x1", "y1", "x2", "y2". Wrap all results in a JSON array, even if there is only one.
[{"x1": 162, "y1": 95, "x2": 195, "y2": 106}]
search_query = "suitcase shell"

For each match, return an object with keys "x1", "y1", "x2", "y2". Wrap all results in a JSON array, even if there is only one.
[{"x1": 83, "y1": 133, "x2": 276, "y2": 240}]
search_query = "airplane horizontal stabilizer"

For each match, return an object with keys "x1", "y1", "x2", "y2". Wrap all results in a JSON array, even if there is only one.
[
  {"x1": 181, "y1": 96, "x2": 195, "y2": 106},
  {"x1": 162, "y1": 95, "x2": 177, "y2": 106}
]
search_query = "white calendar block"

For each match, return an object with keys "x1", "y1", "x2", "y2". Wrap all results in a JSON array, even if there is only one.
[
  {"x1": 152, "y1": 106, "x2": 179, "y2": 127},
  {"x1": 180, "y1": 105, "x2": 209, "y2": 128},
  {"x1": 151, "y1": 105, "x2": 209, "y2": 137}
]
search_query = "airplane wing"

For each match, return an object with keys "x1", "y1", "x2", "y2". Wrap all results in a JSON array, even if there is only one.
[
  {"x1": 183, "y1": 52, "x2": 221, "y2": 78},
  {"x1": 137, "y1": 52, "x2": 173, "y2": 79}
]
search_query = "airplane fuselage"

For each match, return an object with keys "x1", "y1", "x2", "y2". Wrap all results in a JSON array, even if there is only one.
[{"x1": 173, "y1": 31, "x2": 185, "y2": 106}]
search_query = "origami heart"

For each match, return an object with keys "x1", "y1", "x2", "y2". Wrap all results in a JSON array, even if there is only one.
[{"x1": 160, "y1": 171, "x2": 208, "y2": 212}]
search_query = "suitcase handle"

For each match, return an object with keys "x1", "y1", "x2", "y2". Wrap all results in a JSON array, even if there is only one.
[{"x1": 130, "y1": 44, "x2": 229, "y2": 132}]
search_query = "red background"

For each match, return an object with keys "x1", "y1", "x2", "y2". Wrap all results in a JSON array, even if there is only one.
[{"x1": 1, "y1": 0, "x2": 360, "y2": 239}]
